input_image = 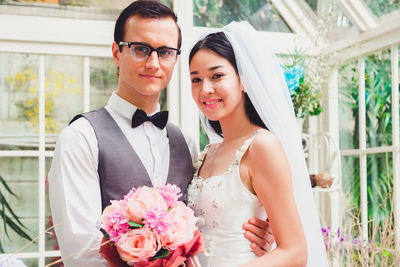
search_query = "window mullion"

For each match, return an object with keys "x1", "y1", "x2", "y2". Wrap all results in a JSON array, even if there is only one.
[
  {"x1": 83, "y1": 56, "x2": 90, "y2": 112},
  {"x1": 358, "y1": 57, "x2": 368, "y2": 242},
  {"x1": 38, "y1": 55, "x2": 46, "y2": 267},
  {"x1": 392, "y1": 44, "x2": 400, "y2": 251}
]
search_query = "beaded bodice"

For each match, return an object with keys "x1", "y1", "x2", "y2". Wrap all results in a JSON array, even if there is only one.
[{"x1": 187, "y1": 130, "x2": 267, "y2": 267}]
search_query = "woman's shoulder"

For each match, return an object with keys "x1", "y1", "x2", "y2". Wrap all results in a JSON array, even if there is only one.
[{"x1": 247, "y1": 129, "x2": 285, "y2": 160}]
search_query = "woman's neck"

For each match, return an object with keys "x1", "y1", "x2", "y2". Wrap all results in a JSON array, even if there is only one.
[{"x1": 219, "y1": 109, "x2": 259, "y2": 142}]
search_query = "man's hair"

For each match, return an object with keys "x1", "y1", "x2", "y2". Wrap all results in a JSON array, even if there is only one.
[{"x1": 114, "y1": 0, "x2": 182, "y2": 50}]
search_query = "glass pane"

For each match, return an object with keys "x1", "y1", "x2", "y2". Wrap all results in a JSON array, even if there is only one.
[
  {"x1": 0, "y1": 157, "x2": 38, "y2": 253},
  {"x1": 46, "y1": 256, "x2": 63, "y2": 266},
  {"x1": 193, "y1": 0, "x2": 292, "y2": 32},
  {"x1": 338, "y1": 60, "x2": 359, "y2": 150},
  {"x1": 0, "y1": 53, "x2": 39, "y2": 150},
  {"x1": 45, "y1": 157, "x2": 59, "y2": 252},
  {"x1": 363, "y1": 0, "x2": 400, "y2": 17},
  {"x1": 199, "y1": 120, "x2": 209, "y2": 151},
  {"x1": 341, "y1": 155, "x2": 360, "y2": 207},
  {"x1": 398, "y1": 45, "x2": 400, "y2": 139},
  {"x1": 44, "y1": 55, "x2": 84, "y2": 150},
  {"x1": 367, "y1": 153, "x2": 393, "y2": 222},
  {"x1": 90, "y1": 57, "x2": 117, "y2": 110},
  {"x1": 365, "y1": 50, "x2": 392, "y2": 147},
  {"x1": 1, "y1": 0, "x2": 172, "y2": 20}
]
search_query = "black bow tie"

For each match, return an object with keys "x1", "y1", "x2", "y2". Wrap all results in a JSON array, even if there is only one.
[{"x1": 132, "y1": 109, "x2": 168, "y2": 129}]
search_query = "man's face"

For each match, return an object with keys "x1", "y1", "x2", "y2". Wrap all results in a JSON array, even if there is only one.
[{"x1": 113, "y1": 16, "x2": 179, "y2": 105}]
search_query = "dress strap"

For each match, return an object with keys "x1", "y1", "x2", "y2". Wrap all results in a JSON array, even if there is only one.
[
  {"x1": 234, "y1": 129, "x2": 263, "y2": 162},
  {"x1": 193, "y1": 144, "x2": 211, "y2": 176}
]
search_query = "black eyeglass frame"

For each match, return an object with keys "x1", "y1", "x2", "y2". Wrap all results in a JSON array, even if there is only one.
[{"x1": 118, "y1": 41, "x2": 181, "y2": 59}]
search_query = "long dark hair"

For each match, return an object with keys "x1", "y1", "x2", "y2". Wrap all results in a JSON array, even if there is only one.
[{"x1": 189, "y1": 32, "x2": 267, "y2": 136}]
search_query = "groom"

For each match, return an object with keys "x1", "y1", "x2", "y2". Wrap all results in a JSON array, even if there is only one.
[{"x1": 48, "y1": 1, "x2": 272, "y2": 266}]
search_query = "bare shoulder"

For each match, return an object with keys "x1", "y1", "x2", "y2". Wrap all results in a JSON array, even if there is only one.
[{"x1": 247, "y1": 129, "x2": 284, "y2": 158}]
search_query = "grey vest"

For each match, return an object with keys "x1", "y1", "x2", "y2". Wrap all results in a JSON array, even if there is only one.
[{"x1": 70, "y1": 107, "x2": 194, "y2": 211}]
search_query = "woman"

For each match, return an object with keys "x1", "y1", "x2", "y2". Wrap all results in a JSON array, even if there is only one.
[{"x1": 187, "y1": 21, "x2": 328, "y2": 267}]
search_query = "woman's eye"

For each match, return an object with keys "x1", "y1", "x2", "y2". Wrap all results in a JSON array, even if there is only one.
[
  {"x1": 191, "y1": 78, "x2": 201, "y2": 83},
  {"x1": 212, "y1": 73, "x2": 224, "y2": 79}
]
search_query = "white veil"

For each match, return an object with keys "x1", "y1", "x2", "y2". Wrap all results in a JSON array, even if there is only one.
[{"x1": 199, "y1": 21, "x2": 328, "y2": 266}]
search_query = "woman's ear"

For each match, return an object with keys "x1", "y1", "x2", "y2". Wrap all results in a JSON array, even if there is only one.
[{"x1": 240, "y1": 83, "x2": 245, "y2": 92}]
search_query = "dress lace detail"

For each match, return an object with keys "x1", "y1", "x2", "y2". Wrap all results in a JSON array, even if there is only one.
[{"x1": 187, "y1": 130, "x2": 266, "y2": 267}]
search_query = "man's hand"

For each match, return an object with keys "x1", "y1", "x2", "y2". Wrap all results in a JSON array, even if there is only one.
[{"x1": 243, "y1": 217, "x2": 274, "y2": 256}]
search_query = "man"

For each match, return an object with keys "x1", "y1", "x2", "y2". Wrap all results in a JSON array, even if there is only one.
[{"x1": 49, "y1": 1, "x2": 271, "y2": 266}]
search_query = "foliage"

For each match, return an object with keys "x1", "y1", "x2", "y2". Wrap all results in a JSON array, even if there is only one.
[
  {"x1": 6, "y1": 68, "x2": 82, "y2": 133},
  {"x1": 322, "y1": 192, "x2": 399, "y2": 266},
  {"x1": 193, "y1": 0, "x2": 291, "y2": 32},
  {"x1": 282, "y1": 49, "x2": 324, "y2": 118},
  {"x1": 363, "y1": 0, "x2": 400, "y2": 17},
  {"x1": 339, "y1": 49, "x2": 395, "y2": 225},
  {"x1": 281, "y1": 4, "x2": 338, "y2": 118},
  {"x1": 0, "y1": 175, "x2": 33, "y2": 253}
]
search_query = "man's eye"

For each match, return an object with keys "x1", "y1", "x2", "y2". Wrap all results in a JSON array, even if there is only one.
[
  {"x1": 158, "y1": 49, "x2": 174, "y2": 58},
  {"x1": 135, "y1": 46, "x2": 150, "y2": 53}
]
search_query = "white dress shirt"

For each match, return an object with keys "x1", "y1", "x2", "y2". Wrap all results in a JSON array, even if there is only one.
[{"x1": 48, "y1": 92, "x2": 198, "y2": 266}]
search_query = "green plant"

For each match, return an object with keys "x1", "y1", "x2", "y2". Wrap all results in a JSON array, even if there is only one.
[
  {"x1": 323, "y1": 191, "x2": 399, "y2": 266},
  {"x1": 0, "y1": 175, "x2": 33, "y2": 253},
  {"x1": 193, "y1": 0, "x2": 291, "y2": 32},
  {"x1": 339, "y1": 50, "x2": 395, "y2": 228},
  {"x1": 282, "y1": 49, "x2": 324, "y2": 118}
]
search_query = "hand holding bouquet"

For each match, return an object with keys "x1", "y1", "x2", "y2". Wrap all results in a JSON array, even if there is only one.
[{"x1": 100, "y1": 184, "x2": 204, "y2": 266}]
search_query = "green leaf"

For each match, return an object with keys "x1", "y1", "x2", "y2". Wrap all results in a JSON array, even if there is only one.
[
  {"x1": 4, "y1": 216, "x2": 33, "y2": 242},
  {"x1": 0, "y1": 175, "x2": 17, "y2": 197},
  {"x1": 150, "y1": 248, "x2": 170, "y2": 261},
  {"x1": 1, "y1": 204, "x2": 9, "y2": 238},
  {"x1": 0, "y1": 239, "x2": 4, "y2": 253},
  {"x1": 0, "y1": 191, "x2": 25, "y2": 227},
  {"x1": 128, "y1": 221, "x2": 143, "y2": 229}
]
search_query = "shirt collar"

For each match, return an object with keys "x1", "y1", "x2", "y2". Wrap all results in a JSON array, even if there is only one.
[{"x1": 107, "y1": 92, "x2": 161, "y2": 121}]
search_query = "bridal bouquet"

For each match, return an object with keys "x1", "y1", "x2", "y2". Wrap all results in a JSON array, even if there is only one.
[{"x1": 100, "y1": 184, "x2": 204, "y2": 267}]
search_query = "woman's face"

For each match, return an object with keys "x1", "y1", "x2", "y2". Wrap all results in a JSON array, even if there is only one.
[{"x1": 190, "y1": 49, "x2": 245, "y2": 122}]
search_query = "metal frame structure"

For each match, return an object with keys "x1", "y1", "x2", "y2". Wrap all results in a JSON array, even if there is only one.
[{"x1": 0, "y1": 0, "x2": 399, "y2": 265}]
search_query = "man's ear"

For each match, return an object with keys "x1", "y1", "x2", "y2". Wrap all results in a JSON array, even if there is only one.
[{"x1": 112, "y1": 41, "x2": 120, "y2": 68}]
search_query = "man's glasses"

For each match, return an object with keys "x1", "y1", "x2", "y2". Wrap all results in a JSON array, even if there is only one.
[{"x1": 118, "y1": 41, "x2": 181, "y2": 63}]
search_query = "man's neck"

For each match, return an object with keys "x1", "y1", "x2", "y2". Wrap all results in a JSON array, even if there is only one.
[{"x1": 116, "y1": 91, "x2": 159, "y2": 114}]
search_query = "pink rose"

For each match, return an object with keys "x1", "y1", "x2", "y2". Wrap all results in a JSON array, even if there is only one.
[
  {"x1": 124, "y1": 186, "x2": 168, "y2": 223},
  {"x1": 161, "y1": 201, "x2": 198, "y2": 250},
  {"x1": 116, "y1": 228, "x2": 161, "y2": 264}
]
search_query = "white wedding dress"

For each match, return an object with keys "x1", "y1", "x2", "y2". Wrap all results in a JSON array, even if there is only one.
[{"x1": 188, "y1": 131, "x2": 267, "y2": 267}]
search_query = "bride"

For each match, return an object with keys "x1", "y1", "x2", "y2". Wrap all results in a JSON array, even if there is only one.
[{"x1": 187, "y1": 21, "x2": 328, "y2": 267}]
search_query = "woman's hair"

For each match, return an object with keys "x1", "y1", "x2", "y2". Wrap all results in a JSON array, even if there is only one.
[{"x1": 189, "y1": 32, "x2": 267, "y2": 136}]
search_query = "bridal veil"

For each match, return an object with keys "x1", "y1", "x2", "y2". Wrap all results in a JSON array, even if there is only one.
[{"x1": 200, "y1": 21, "x2": 329, "y2": 266}]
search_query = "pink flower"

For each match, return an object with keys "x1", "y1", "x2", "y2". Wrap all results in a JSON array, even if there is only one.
[
  {"x1": 101, "y1": 201, "x2": 129, "y2": 242},
  {"x1": 124, "y1": 186, "x2": 168, "y2": 223},
  {"x1": 116, "y1": 228, "x2": 161, "y2": 264},
  {"x1": 161, "y1": 201, "x2": 198, "y2": 250},
  {"x1": 144, "y1": 209, "x2": 170, "y2": 235},
  {"x1": 158, "y1": 184, "x2": 182, "y2": 208}
]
